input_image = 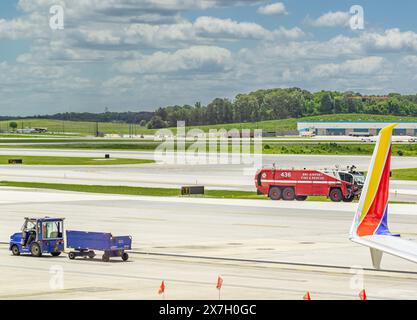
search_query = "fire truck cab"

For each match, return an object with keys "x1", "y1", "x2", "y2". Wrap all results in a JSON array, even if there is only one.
[{"x1": 255, "y1": 165, "x2": 365, "y2": 202}]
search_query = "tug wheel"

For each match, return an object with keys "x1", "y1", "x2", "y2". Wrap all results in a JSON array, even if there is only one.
[
  {"x1": 11, "y1": 245, "x2": 20, "y2": 256},
  {"x1": 30, "y1": 243, "x2": 42, "y2": 257}
]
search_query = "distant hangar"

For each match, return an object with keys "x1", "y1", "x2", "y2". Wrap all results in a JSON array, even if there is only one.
[{"x1": 297, "y1": 121, "x2": 417, "y2": 137}]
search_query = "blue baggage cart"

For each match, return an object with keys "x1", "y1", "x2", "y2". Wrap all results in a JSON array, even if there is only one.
[{"x1": 66, "y1": 230, "x2": 132, "y2": 262}]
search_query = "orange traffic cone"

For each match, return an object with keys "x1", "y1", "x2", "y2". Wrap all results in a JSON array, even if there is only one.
[
  {"x1": 359, "y1": 289, "x2": 367, "y2": 300},
  {"x1": 303, "y1": 292, "x2": 311, "y2": 300}
]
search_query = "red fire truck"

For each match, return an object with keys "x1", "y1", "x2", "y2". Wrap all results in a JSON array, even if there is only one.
[{"x1": 255, "y1": 166, "x2": 365, "y2": 202}]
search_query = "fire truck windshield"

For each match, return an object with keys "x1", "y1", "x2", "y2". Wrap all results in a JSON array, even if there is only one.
[{"x1": 352, "y1": 174, "x2": 365, "y2": 185}]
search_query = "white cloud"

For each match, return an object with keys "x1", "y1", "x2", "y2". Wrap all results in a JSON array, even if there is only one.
[
  {"x1": 194, "y1": 16, "x2": 269, "y2": 39},
  {"x1": 103, "y1": 76, "x2": 136, "y2": 93},
  {"x1": 402, "y1": 55, "x2": 417, "y2": 68},
  {"x1": 0, "y1": 13, "x2": 48, "y2": 40},
  {"x1": 311, "y1": 56, "x2": 385, "y2": 78},
  {"x1": 361, "y1": 28, "x2": 417, "y2": 52},
  {"x1": 309, "y1": 11, "x2": 350, "y2": 28},
  {"x1": 2, "y1": 0, "x2": 417, "y2": 115},
  {"x1": 257, "y1": 2, "x2": 287, "y2": 15},
  {"x1": 116, "y1": 46, "x2": 233, "y2": 74}
]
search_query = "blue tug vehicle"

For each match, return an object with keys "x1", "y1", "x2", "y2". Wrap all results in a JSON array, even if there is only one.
[
  {"x1": 9, "y1": 217, "x2": 65, "y2": 257},
  {"x1": 9, "y1": 217, "x2": 132, "y2": 262}
]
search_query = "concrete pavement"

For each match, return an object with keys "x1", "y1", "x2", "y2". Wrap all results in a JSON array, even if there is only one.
[{"x1": 0, "y1": 187, "x2": 416, "y2": 299}]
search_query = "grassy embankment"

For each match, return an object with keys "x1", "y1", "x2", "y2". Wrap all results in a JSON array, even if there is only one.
[
  {"x1": 2, "y1": 113, "x2": 417, "y2": 136},
  {"x1": 1, "y1": 114, "x2": 417, "y2": 155}
]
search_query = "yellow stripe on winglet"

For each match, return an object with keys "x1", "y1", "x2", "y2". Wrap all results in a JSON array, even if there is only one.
[{"x1": 359, "y1": 124, "x2": 396, "y2": 222}]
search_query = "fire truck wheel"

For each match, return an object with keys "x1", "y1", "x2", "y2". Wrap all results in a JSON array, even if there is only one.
[
  {"x1": 295, "y1": 195, "x2": 308, "y2": 201},
  {"x1": 330, "y1": 189, "x2": 343, "y2": 202},
  {"x1": 282, "y1": 187, "x2": 295, "y2": 201},
  {"x1": 343, "y1": 195, "x2": 355, "y2": 202},
  {"x1": 269, "y1": 187, "x2": 282, "y2": 200}
]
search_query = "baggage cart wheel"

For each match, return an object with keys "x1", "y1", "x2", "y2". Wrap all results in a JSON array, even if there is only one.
[
  {"x1": 68, "y1": 252, "x2": 76, "y2": 260},
  {"x1": 51, "y1": 252, "x2": 61, "y2": 257},
  {"x1": 11, "y1": 245, "x2": 20, "y2": 256},
  {"x1": 102, "y1": 253, "x2": 110, "y2": 262},
  {"x1": 88, "y1": 251, "x2": 95, "y2": 259},
  {"x1": 30, "y1": 242, "x2": 42, "y2": 257},
  {"x1": 121, "y1": 252, "x2": 129, "y2": 261}
]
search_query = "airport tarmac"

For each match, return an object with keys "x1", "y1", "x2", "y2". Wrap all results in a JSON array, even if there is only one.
[{"x1": 0, "y1": 187, "x2": 416, "y2": 299}]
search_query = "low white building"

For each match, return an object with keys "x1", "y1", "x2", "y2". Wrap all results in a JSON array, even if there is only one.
[{"x1": 297, "y1": 121, "x2": 417, "y2": 136}]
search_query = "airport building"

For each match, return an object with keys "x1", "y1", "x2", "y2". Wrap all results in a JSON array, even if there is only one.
[{"x1": 297, "y1": 121, "x2": 417, "y2": 136}]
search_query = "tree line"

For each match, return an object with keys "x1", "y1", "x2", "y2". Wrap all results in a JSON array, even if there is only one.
[
  {"x1": 3, "y1": 88, "x2": 417, "y2": 129},
  {"x1": 34, "y1": 111, "x2": 154, "y2": 124},
  {"x1": 148, "y1": 88, "x2": 417, "y2": 129}
]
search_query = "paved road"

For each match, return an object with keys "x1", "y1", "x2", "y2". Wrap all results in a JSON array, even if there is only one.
[{"x1": 0, "y1": 187, "x2": 416, "y2": 299}]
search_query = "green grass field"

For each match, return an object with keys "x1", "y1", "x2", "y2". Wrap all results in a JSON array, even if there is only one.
[
  {"x1": 0, "y1": 181, "x2": 262, "y2": 199},
  {"x1": 0, "y1": 119, "x2": 155, "y2": 136},
  {"x1": 2, "y1": 114, "x2": 417, "y2": 136},
  {"x1": 391, "y1": 168, "x2": 417, "y2": 181},
  {"x1": 0, "y1": 155, "x2": 154, "y2": 166},
  {"x1": 262, "y1": 143, "x2": 417, "y2": 156},
  {"x1": 0, "y1": 181, "x2": 413, "y2": 203},
  {"x1": 1, "y1": 113, "x2": 416, "y2": 156},
  {"x1": 2, "y1": 141, "x2": 417, "y2": 156}
]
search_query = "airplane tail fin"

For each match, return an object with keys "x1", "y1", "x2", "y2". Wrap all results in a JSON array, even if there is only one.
[
  {"x1": 349, "y1": 123, "x2": 397, "y2": 239},
  {"x1": 349, "y1": 124, "x2": 397, "y2": 269}
]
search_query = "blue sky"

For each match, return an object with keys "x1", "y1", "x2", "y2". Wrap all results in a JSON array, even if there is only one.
[{"x1": 2, "y1": 1, "x2": 417, "y2": 115}]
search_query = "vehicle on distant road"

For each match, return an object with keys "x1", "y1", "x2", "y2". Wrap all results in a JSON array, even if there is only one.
[{"x1": 255, "y1": 166, "x2": 365, "y2": 202}]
